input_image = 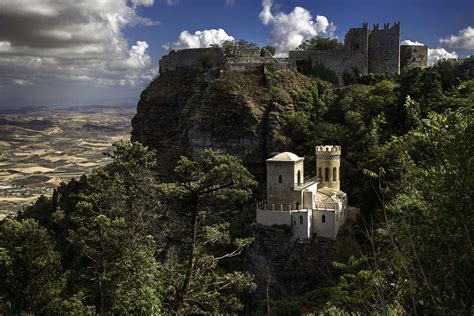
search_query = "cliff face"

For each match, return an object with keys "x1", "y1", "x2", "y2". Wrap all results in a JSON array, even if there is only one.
[
  {"x1": 246, "y1": 223, "x2": 358, "y2": 309},
  {"x1": 131, "y1": 67, "x2": 311, "y2": 177}
]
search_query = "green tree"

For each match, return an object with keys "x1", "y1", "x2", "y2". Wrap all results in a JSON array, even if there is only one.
[
  {"x1": 158, "y1": 149, "x2": 257, "y2": 314},
  {"x1": 0, "y1": 218, "x2": 73, "y2": 313},
  {"x1": 211, "y1": 39, "x2": 258, "y2": 57},
  {"x1": 65, "y1": 141, "x2": 162, "y2": 314},
  {"x1": 261, "y1": 45, "x2": 276, "y2": 56},
  {"x1": 297, "y1": 36, "x2": 344, "y2": 51}
]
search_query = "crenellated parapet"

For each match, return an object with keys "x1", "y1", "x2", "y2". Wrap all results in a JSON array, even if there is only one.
[{"x1": 316, "y1": 145, "x2": 341, "y2": 154}]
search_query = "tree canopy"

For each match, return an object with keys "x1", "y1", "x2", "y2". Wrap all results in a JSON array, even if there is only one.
[{"x1": 297, "y1": 36, "x2": 344, "y2": 51}]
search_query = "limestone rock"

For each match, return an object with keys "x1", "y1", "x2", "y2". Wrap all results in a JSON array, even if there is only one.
[{"x1": 131, "y1": 67, "x2": 311, "y2": 178}]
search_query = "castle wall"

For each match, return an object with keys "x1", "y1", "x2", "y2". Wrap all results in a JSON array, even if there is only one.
[
  {"x1": 257, "y1": 209, "x2": 292, "y2": 226},
  {"x1": 159, "y1": 48, "x2": 224, "y2": 74},
  {"x1": 289, "y1": 50, "x2": 356, "y2": 84},
  {"x1": 400, "y1": 45, "x2": 428, "y2": 70},
  {"x1": 312, "y1": 209, "x2": 337, "y2": 239},
  {"x1": 291, "y1": 210, "x2": 312, "y2": 239},
  {"x1": 368, "y1": 23, "x2": 400, "y2": 74},
  {"x1": 256, "y1": 209, "x2": 312, "y2": 240},
  {"x1": 225, "y1": 48, "x2": 283, "y2": 71}
]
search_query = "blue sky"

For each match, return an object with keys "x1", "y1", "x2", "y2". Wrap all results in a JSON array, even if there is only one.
[
  {"x1": 0, "y1": 0, "x2": 472, "y2": 108},
  {"x1": 128, "y1": 0, "x2": 473, "y2": 61}
]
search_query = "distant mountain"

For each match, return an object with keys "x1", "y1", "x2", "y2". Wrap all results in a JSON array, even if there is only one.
[
  {"x1": 59, "y1": 104, "x2": 135, "y2": 113},
  {"x1": 0, "y1": 118, "x2": 54, "y2": 130},
  {"x1": 0, "y1": 105, "x2": 49, "y2": 114},
  {"x1": 81, "y1": 123, "x2": 120, "y2": 132}
]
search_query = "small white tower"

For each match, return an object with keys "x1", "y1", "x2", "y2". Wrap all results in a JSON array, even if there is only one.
[
  {"x1": 316, "y1": 145, "x2": 341, "y2": 190},
  {"x1": 266, "y1": 152, "x2": 304, "y2": 210}
]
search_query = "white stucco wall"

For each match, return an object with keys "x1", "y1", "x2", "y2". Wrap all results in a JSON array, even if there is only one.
[
  {"x1": 291, "y1": 210, "x2": 312, "y2": 239},
  {"x1": 312, "y1": 209, "x2": 337, "y2": 239},
  {"x1": 256, "y1": 209, "x2": 292, "y2": 226}
]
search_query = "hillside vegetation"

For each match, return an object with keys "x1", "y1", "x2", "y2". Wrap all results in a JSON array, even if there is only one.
[{"x1": 0, "y1": 57, "x2": 473, "y2": 314}]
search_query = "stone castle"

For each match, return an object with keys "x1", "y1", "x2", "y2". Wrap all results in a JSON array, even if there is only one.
[
  {"x1": 159, "y1": 22, "x2": 428, "y2": 83},
  {"x1": 256, "y1": 145, "x2": 351, "y2": 240}
]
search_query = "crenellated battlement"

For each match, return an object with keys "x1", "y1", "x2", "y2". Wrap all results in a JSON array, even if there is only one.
[{"x1": 316, "y1": 145, "x2": 341, "y2": 154}]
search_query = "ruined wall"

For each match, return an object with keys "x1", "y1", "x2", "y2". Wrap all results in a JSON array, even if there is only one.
[
  {"x1": 159, "y1": 48, "x2": 224, "y2": 74},
  {"x1": 368, "y1": 22, "x2": 400, "y2": 74},
  {"x1": 344, "y1": 23, "x2": 369, "y2": 74},
  {"x1": 225, "y1": 47, "x2": 284, "y2": 71},
  {"x1": 400, "y1": 44, "x2": 428, "y2": 70},
  {"x1": 289, "y1": 50, "x2": 356, "y2": 84}
]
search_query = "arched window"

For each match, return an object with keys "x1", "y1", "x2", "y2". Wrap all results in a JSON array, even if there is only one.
[
  {"x1": 318, "y1": 167, "x2": 322, "y2": 180},
  {"x1": 278, "y1": 175, "x2": 282, "y2": 183},
  {"x1": 297, "y1": 170, "x2": 301, "y2": 185},
  {"x1": 322, "y1": 215, "x2": 326, "y2": 223},
  {"x1": 325, "y1": 168, "x2": 329, "y2": 181},
  {"x1": 333, "y1": 167, "x2": 337, "y2": 181},
  {"x1": 300, "y1": 215, "x2": 303, "y2": 224}
]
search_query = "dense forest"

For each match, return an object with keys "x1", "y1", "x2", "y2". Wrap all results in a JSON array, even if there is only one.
[{"x1": 1, "y1": 55, "x2": 473, "y2": 314}]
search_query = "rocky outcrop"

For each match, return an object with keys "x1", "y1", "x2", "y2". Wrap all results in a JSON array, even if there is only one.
[
  {"x1": 131, "y1": 67, "x2": 311, "y2": 178},
  {"x1": 246, "y1": 223, "x2": 358, "y2": 307}
]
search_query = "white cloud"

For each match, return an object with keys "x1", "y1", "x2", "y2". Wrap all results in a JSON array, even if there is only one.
[
  {"x1": 226, "y1": 0, "x2": 235, "y2": 6},
  {"x1": 0, "y1": 41, "x2": 11, "y2": 52},
  {"x1": 131, "y1": 0, "x2": 155, "y2": 9},
  {"x1": 259, "y1": 0, "x2": 336, "y2": 56},
  {"x1": 401, "y1": 40, "x2": 425, "y2": 46},
  {"x1": 165, "y1": 0, "x2": 179, "y2": 5},
  {"x1": 439, "y1": 26, "x2": 474, "y2": 50},
  {"x1": 428, "y1": 48, "x2": 458, "y2": 66},
  {"x1": 164, "y1": 29, "x2": 235, "y2": 51},
  {"x1": 0, "y1": 0, "x2": 158, "y2": 92}
]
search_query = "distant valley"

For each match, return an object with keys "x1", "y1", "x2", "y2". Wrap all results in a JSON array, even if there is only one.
[{"x1": 0, "y1": 106, "x2": 134, "y2": 217}]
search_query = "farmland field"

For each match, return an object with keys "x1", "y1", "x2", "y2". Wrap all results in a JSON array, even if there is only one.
[{"x1": 0, "y1": 106, "x2": 134, "y2": 218}]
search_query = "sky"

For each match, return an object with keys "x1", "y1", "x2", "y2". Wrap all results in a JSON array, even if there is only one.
[{"x1": 0, "y1": 0, "x2": 472, "y2": 108}]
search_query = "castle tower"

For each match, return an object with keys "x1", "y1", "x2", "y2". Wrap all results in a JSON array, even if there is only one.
[
  {"x1": 266, "y1": 152, "x2": 304, "y2": 210},
  {"x1": 400, "y1": 44, "x2": 428, "y2": 70},
  {"x1": 316, "y1": 145, "x2": 341, "y2": 190},
  {"x1": 344, "y1": 23, "x2": 369, "y2": 74},
  {"x1": 368, "y1": 22, "x2": 400, "y2": 74}
]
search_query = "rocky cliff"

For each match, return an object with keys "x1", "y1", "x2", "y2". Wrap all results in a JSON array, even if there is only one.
[
  {"x1": 131, "y1": 67, "x2": 311, "y2": 178},
  {"x1": 246, "y1": 223, "x2": 358, "y2": 309}
]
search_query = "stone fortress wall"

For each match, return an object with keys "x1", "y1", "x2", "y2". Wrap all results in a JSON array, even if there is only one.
[
  {"x1": 289, "y1": 49, "x2": 354, "y2": 83},
  {"x1": 400, "y1": 44, "x2": 428, "y2": 70},
  {"x1": 159, "y1": 22, "x2": 427, "y2": 80},
  {"x1": 225, "y1": 47, "x2": 287, "y2": 71},
  {"x1": 159, "y1": 48, "x2": 225, "y2": 74},
  {"x1": 368, "y1": 22, "x2": 401, "y2": 74}
]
